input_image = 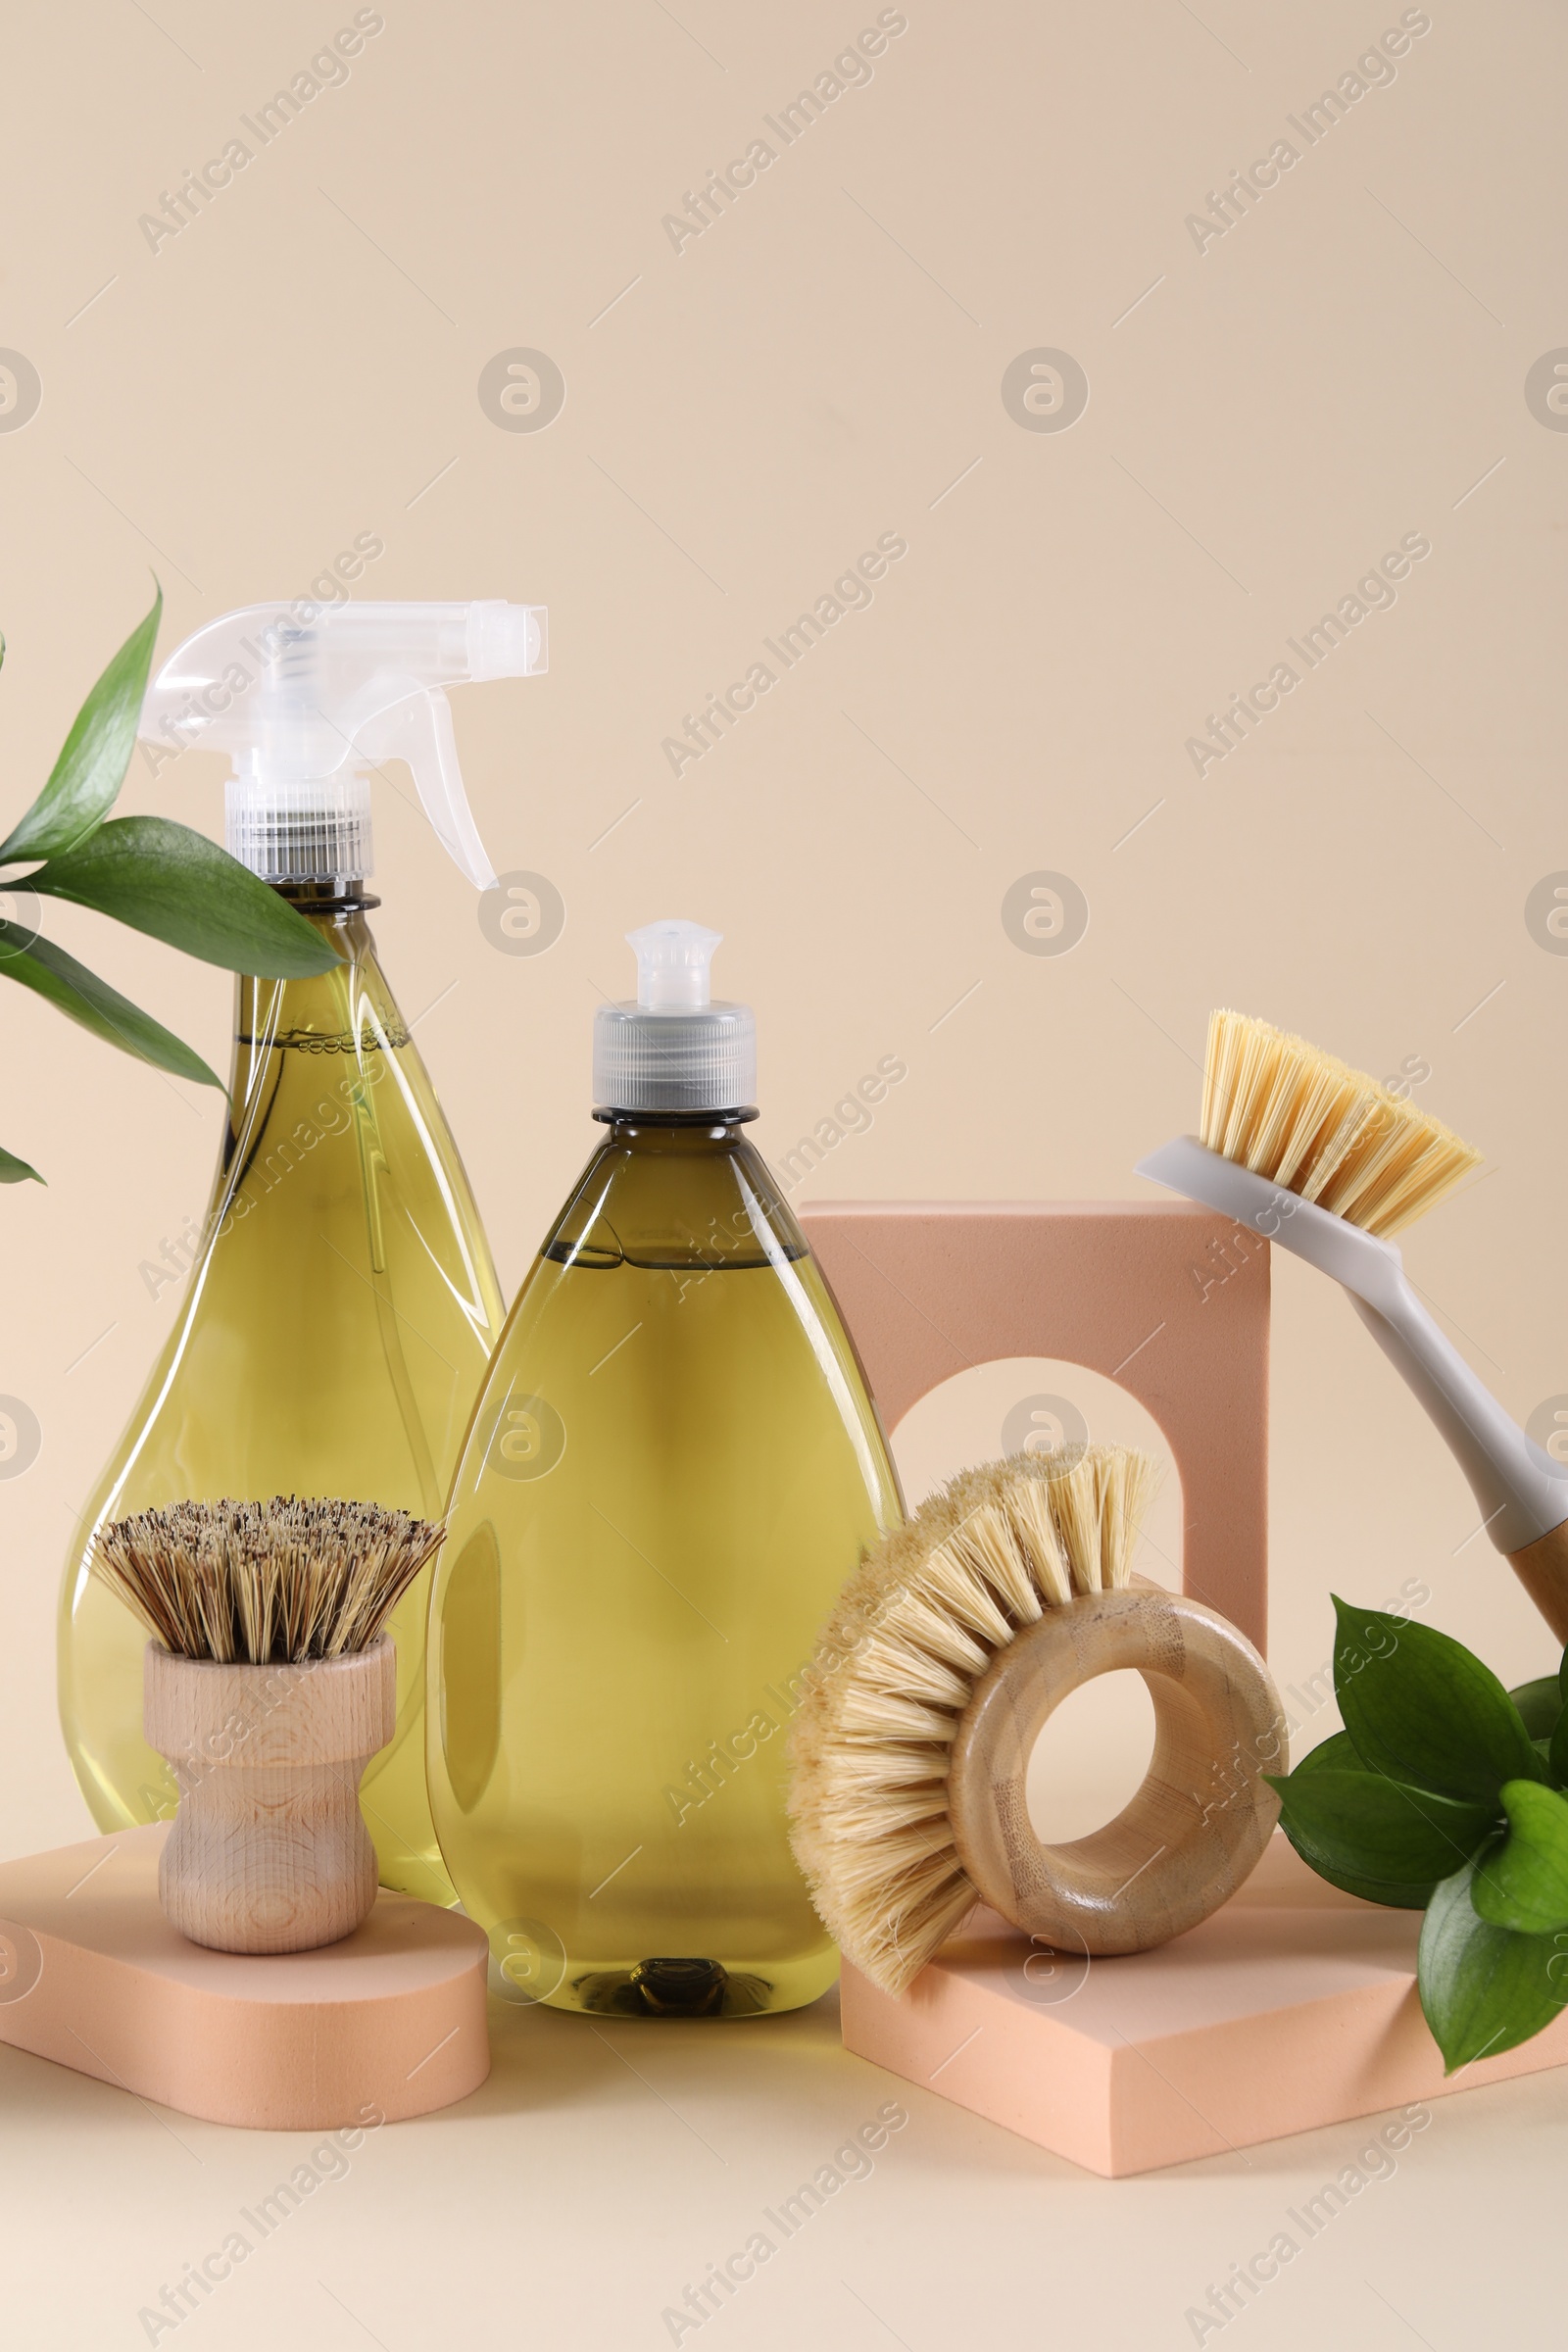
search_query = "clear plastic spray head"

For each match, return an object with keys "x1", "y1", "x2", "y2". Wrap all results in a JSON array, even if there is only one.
[
  {"x1": 137, "y1": 600, "x2": 547, "y2": 892},
  {"x1": 594, "y1": 918, "x2": 756, "y2": 1115}
]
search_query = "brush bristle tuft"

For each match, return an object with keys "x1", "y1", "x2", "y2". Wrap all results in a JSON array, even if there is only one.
[
  {"x1": 93, "y1": 1496, "x2": 444, "y2": 1665},
  {"x1": 788, "y1": 1445, "x2": 1158, "y2": 1997},
  {"x1": 1199, "y1": 1007, "x2": 1481, "y2": 1238}
]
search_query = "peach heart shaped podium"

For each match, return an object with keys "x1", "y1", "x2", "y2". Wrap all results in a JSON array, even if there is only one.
[{"x1": 0, "y1": 1824, "x2": 488, "y2": 2131}]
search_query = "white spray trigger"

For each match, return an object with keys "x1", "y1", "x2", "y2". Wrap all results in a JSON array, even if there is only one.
[
  {"x1": 356, "y1": 689, "x2": 498, "y2": 892},
  {"x1": 136, "y1": 600, "x2": 546, "y2": 889},
  {"x1": 627, "y1": 919, "x2": 722, "y2": 1010}
]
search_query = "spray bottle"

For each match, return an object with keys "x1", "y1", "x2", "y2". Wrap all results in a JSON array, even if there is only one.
[
  {"x1": 429, "y1": 920, "x2": 903, "y2": 2012},
  {"x1": 59, "y1": 600, "x2": 546, "y2": 1903}
]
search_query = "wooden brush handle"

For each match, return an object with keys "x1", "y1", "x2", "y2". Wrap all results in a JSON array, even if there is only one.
[
  {"x1": 1506, "y1": 1519, "x2": 1568, "y2": 1646},
  {"x1": 948, "y1": 1584, "x2": 1285, "y2": 1956},
  {"x1": 144, "y1": 1639, "x2": 396, "y2": 1955}
]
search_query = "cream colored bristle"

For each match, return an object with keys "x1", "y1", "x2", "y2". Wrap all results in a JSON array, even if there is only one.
[
  {"x1": 1199, "y1": 1008, "x2": 1481, "y2": 1239},
  {"x1": 92, "y1": 1496, "x2": 444, "y2": 1666},
  {"x1": 1099, "y1": 1446, "x2": 1157, "y2": 1587},
  {"x1": 788, "y1": 1445, "x2": 1158, "y2": 1997}
]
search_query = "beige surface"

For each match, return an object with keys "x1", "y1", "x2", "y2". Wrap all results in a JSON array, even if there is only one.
[
  {"x1": 0, "y1": 1934, "x2": 1560, "y2": 2350},
  {"x1": 0, "y1": 0, "x2": 1560, "y2": 2339}
]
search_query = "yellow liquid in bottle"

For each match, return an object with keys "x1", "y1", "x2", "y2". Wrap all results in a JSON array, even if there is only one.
[
  {"x1": 429, "y1": 1115, "x2": 902, "y2": 2015},
  {"x1": 58, "y1": 903, "x2": 503, "y2": 1902}
]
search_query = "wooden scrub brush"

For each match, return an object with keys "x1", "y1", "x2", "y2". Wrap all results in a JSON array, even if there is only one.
[
  {"x1": 788, "y1": 1446, "x2": 1285, "y2": 1998},
  {"x1": 94, "y1": 1496, "x2": 443, "y2": 1954},
  {"x1": 1140, "y1": 1008, "x2": 1568, "y2": 1640}
]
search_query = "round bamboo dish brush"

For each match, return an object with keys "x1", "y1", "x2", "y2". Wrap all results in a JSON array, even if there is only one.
[
  {"x1": 1140, "y1": 1008, "x2": 1568, "y2": 1641},
  {"x1": 788, "y1": 1446, "x2": 1286, "y2": 1999},
  {"x1": 94, "y1": 1497, "x2": 443, "y2": 1954}
]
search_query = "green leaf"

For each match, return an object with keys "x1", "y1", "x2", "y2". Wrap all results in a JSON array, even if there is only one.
[
  {"x1": 1268, "y1": 1763, "x2": 1495, "y2": 1910},
  {"x1": 0, "y1": 1143, "x2": 42, "y2": 1185},
  {"x1": 1472, "y1": 1780, "x2": 1568, "y2": 1935},
  {"x1": 25, "y1": 817, "x2": 341, "y2": 976},
  {"x1": 1552, "y1": 1703, "x2": 1568, "y2": 1791},
  {"x1": 0, "y1": 590, "x2": 162, "y2": 865},
  {"x1": 1333, "y1": 1597, "x2": 1544, "y2": 1804},
  {"x1": 1292, "y1": 1728, "x2": 1365, "y2": 1778},
  {"x1": 1510, "y1": 1676, "x2": 1564, "y2": 1742},
  {"x1": 0, "y1": 924, "x2": 220, "y2": 1089},
  {"x1": 1419, "y1": 1843, "x2": 1568, "y2": 2072}
]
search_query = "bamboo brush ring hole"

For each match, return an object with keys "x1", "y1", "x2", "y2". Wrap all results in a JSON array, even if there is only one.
[{"x1": 947, "y1": 1586, "x2": 1286, "y2": 1958}]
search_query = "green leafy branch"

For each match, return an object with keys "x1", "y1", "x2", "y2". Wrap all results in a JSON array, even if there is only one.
[
  {"x1": 1268, "y1": 1596, "x2": 1568, "y2": 2072},
  {"x1": 0, "y1": 588, "x2": 339, "y2": 1179}
]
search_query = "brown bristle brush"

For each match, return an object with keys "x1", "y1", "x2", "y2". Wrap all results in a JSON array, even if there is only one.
[
  {"x1": 94, "y1": 1497, "x2": 443, "y2": 1954},
  {"x1": 95, "y1": 1495, "x2": 443, "y2": 1665},
  {"x1": 1140, "y1": 1009, "x2": 1568, "y2": 1641},
  {"x1": 788, "y1": 1446, "x2": 1285, "y2": 1998}
]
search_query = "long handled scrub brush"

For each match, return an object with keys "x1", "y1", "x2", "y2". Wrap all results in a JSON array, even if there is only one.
[
  {"x1": 1138, "y1": 1009, "x2": 1568, "y2": 1640},
  {"x1": 788, "y1": 1447, "x2": 1285, "y2": 1998}
]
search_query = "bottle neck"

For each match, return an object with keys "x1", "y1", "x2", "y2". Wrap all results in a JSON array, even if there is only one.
[
  {"x1": 273, "y1": 877, "x2": 380, "y2": 915},
  {"x1": 233, "y1": 902, "x2": 403, "y2": 1065},
  {"x1": 593, "y1": 1109, "x2": 760, "y2": 1146}
]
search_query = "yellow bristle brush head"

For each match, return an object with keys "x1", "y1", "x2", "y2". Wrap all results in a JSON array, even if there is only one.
[{"x1": 1199, "y1": 1008, "x2": 1481, "y2": 1239}]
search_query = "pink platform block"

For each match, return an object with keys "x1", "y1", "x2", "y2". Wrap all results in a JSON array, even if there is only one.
[
  {"x1": 804, "y1": 1201, "x2": 1568, "y2": 2167},
  {"x1": 799, "y1": 1200, "x2": 1270, "y2": 1650},
  {"x1": 0, "y1": 1825, "x2": 489, "y2": 2131},
  {"x1": 840, "y1": 1835, "x2": 1568, "y2": 2175}
]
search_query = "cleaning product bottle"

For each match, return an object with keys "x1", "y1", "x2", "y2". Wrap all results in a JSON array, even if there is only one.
[
  {"x1": 59, "y1": 600, "x2": 547, "y2": 1904},
  {"x1": 429, "y1": 919, "x2": 903, "y2": 2014}
]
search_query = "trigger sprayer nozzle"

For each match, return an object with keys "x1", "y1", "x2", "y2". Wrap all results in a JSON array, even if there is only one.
[
  {"x1": 137, "y1": 599, "x2": 547, "y2": 892},
  {"x1": 466, "y1": 603, "x2": 547, "y2": 681}
]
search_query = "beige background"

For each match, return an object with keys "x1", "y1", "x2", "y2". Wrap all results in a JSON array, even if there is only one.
[{"x1": 1, "y1": 0, "x2": 1564, "y2": 2342}]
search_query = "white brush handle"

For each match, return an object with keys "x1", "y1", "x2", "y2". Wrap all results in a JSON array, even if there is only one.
[
  {"x1": 1343, "y1": 1295, "x2": 1563, "y2": 1551},
  {"x1": 1137, "y1": 1137, "x2": 1568, "y2": 1554}
]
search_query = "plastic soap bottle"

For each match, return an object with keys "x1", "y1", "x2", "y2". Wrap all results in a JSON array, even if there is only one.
[
  {"x1": 59, "y1": 599, "x2": 547, "y2": 1903},
  {"x1": 429, "y1": 919, "x2": 903, "y2": 2014}
]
